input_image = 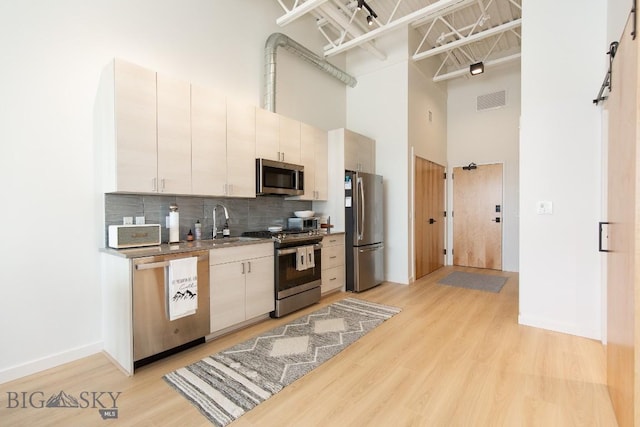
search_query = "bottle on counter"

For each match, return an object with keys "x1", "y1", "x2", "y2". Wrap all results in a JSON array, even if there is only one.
[
  {"x1": 187, "y1": 229, "x2": 194, "y2": 241},
  {"x1": 169, "y1": 203, "x2": 180, "y2": 243},
  {"x1": 195, "y1": 220, "x2": 202, "y2": 240}
]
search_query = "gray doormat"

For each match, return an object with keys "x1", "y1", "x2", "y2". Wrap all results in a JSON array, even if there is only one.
[
  {"x1": 163, "y1": 297, "x2": 401, "y2": 427},
  {"x1": 437, "y1": 271, "x2": 507, "y2": 293}
]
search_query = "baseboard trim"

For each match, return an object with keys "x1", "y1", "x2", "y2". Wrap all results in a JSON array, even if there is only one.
[
  {"x1": 0, "y1": 341, "x2": 103, "y2": 385},
  {"x1": 518, "y1": 315, "x2": 600, "y2": 341}
]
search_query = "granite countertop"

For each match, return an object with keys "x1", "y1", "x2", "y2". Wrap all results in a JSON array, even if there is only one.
[
  {"x1": 101, "y1": 237, "x2": 273, "y2": 259},
  {"x1": 101, "y1": 230, "x2": 346, "y2": 259}
]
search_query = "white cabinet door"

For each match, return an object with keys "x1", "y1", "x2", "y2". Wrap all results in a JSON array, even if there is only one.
[
  {"x1": 157, "y1": 73, "x2": 192, "y2": 194},
  {"x1": 210, "y1": 261, "x2": 246, "y2": 332},
  {"x1": 295, "y1": 123, "x2": 328, "y2": 201},
  {"x1": 113, "y1": 59, "x2": 157, "y2": 193},
  {"x1": 226, "y1": 101, "x2": 256, "y2": 197},
  {"x1": 313, "y1": 125, "x2": 328, "y2": 200},
  {"x1": 279, "y1": 115, "x2": 301, "y2": 164},
  {"x1": 245, "y1": 256, "x2": 275, "y2": 319},
  {"x1": 255, "y1": 108, "x2": 280, "y2": 161},
  {"x1": 344, "y1": 129, "x2": 375, "y2": 173},
  {"x1": 191, "y1": 85, "x2": 227, "y2": 196}
]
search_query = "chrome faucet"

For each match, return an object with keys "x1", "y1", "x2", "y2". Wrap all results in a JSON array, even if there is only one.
[{"x1": 212, "y1": 204, "x2": 230, "y2": 238}]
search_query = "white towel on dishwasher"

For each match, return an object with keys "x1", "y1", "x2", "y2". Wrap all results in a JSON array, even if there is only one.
[
  {"x1": 306, "y1": 246, "x2": 315, "y2": 268},
  {"x1": 166, "y1": 257, "x2": 198, "y2": 321},
  {"x1": 296, "y1": 246, "x2": 307, "y2": 271}
]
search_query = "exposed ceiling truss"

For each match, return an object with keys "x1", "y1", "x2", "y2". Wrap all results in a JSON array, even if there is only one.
[{"x1": 274, "y1": 0, "x2": 522, "y2": 82}]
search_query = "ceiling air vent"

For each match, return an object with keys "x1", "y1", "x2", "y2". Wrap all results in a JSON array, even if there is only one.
[{"x1": 477, "y1": 90, "x2": 506, "y2": 111}]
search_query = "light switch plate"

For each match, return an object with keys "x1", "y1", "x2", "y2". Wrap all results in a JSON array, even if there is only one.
[
  {"x1": 123, "y1": 216, "x2": 133, "y2": 225},
  {"x1": 536, "y1": 201, "x2": 553, "y2": 215}
]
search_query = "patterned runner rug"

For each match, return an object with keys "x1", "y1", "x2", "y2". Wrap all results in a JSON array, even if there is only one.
[{"x1": 163, "y1": 297, "x2": 401, "y2": 426}]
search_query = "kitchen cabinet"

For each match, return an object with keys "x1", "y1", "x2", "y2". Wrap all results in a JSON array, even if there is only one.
[
  {"x1": 226, "y1": 101, "x2": 256, "y2": 197},
  {"x1": 100, "y1": 59, "x2": 157, "y2": 193},
  {"x1": 100, "y1": 59, "x2": 192, "y2": 194},
  {"x1": 255, "y1": 108, "x2": 301, "y2": 164},
  {"x1": 321, "y1": 234, "x2": 345, "y2": 294},
  {"x1": 156, "y1": 73, "x2": 192, "y2": 194},
  {"x1": 191, "y1": 84, "x2": 227, "y2": 196},
  {"x1": 343, "y1": 128, "x2": 375, "y2": 173},
  {"x1": 293, "y1": 123, "x2": 328, "y2": 201},
  {"x1": 210, "y1": 243, "x2": 274, "y2": 333}
]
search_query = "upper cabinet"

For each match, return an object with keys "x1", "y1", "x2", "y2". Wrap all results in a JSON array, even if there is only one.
[
  {"x1": 255, "y1": 108, "x2": 279, "y2": 161},
  {"x1": 278, "y1": 115, "x2": 301, "y2": 164},
  {"x1": 191, "y1": 84, "x2": 227, "y2": 196},
  {"x1": 98, "y1": 58, "x2": 327, "y2": 199},
  {"x1": 255, "y1": 108, "x2": 301, "y2": 164},
  {"x1": 343, "y1": 129, "x2": 375, "y2": 173},
  {"x1": 104, "y1": 59, "x2": 157, "y2": 193},
  {"x1": 101, "y1": 59, "x2": 192, "y2": 194},
  {"x1": 156, "y1": 73, "x2": 192, "y2": 194},
  {"x1": 294, "y1": 123, "x2": 328, "y2": 201},
  {"x1": 226, "y1": 101, "x2": 256, "y2": 197}
]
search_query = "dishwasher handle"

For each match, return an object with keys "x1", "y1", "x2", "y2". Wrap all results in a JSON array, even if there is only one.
[{"x1": 135, "y1": 254, "x2": 207, "y2": 270}]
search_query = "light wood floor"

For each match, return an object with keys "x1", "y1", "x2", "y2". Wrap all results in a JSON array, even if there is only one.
[{"x1": 0, "y1": 266, "x2": 618, "y2": 426}]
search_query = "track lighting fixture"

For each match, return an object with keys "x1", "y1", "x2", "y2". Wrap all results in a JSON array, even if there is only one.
[
  {"x1": 356, "y1": 0, "x2": 377, "y2": 26},
  {"x1": 469, "y1": 61, "x2": 484, "y2": 76}
]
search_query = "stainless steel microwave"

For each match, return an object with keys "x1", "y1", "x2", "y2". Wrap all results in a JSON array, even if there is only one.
[{"x1": 256, "y1": 158, "x2": 304, "y2": 196}]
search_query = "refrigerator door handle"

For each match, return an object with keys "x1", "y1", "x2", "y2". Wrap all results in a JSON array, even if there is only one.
[
  {"x1": 358, "y1": 176, "x2": 365, "y2": 241},
  {"x1": 358, "y1": 244, "x2": 384, "y2": 253}
]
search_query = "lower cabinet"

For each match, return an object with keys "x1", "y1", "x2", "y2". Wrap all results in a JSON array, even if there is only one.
[
  {"x1": 321, "y1": 234, "x2": 345, "y2": 294},
  {"x1": 210, "y1": 243, "x2": 274, "y2": 333}
]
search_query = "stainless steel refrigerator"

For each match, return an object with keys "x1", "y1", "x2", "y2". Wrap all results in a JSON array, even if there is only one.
[{"x1": 345, "y1": 171, "x2": 384, "y2": 292}]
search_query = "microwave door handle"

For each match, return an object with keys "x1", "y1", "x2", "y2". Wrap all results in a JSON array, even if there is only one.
[{"x1": 357, "y1": 176, "x2": 364, "y2": 241}]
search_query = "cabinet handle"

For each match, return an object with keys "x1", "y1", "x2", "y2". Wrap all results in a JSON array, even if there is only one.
[
  {"x1": 241, "y1": 262, "x2": 245, "y2": 274},
  {"x1": 152, "y1": 178, "x2": 157, "y2": 192},
  {"x1": 330, "y1": 277, "x2": 337, "y2": 281},
  {"x1": 161, "y1": 178, "x2": 166, "y2": 191},
  {"x1": 229, "y1": 184, "x2": 234, "y2": 195},
  {"x1": 248, "y1": 261, "x2": 251, "y2": 273},
  {"x1": 330, "y1": 256, "x2": 337, "y2": 259}
]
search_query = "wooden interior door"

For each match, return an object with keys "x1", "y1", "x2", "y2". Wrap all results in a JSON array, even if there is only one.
[
  {"x1": 605, "y1": 15, "x2": 638, "y2": 427},
  {"x1": 415, "y1": 157, "x2": 445, "y2": 279},
  {"x1": 452, "y1": 163, "x2": 503, "y2": 270}
]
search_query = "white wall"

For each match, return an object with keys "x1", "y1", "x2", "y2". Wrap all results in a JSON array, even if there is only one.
[
  {"x1": 0, "y1": 0, "x2": 346, "y2": 383},
  {"x1": 608, "y1": 0, "x2": 633, "y2": 42},
  {"x1": 519, "y1": 0, "x2": 606, "y2": 339},
  {"x1": 347, "y1": 30, "x2": 411, "y2": 284},
  {"x1": 447, "y1": 65, "x2": 521, "y2": 272}
]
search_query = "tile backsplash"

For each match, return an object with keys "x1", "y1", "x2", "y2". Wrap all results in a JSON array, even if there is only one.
[{"x1": 105, "y1": 194, "x2": 312, "y2": 243}]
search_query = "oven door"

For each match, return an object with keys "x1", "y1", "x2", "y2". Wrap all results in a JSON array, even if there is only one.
[{"x1": 276, "y1": 244, "x2": 321, "y2": 299}]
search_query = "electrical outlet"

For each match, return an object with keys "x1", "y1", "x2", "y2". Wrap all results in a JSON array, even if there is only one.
[
  {"x1": 536, "y1": 201, "x2": 553, "y2": 215},
  {"x1": 135, "y1": 216, "x2": 145, "y2": 225},
  {"x1": 123, "y1": 216, "x2": 133, "y2": 225}
]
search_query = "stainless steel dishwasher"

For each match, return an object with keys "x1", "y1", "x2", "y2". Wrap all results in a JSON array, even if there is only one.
[{"x1": 132, "y1": 250, "x2": 210, "y2": 367}]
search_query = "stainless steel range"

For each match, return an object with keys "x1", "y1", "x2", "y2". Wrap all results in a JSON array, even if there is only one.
[{"x1": 242, "y1": 229, "x2": 323, "y2": 317}]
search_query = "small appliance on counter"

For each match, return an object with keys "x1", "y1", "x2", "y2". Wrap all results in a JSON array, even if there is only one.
[
  {"x1": 108, "y1": 224, "x2": 161, "y2": 249},
  {"x1": 287, "y1": 216, "x2": 319, "y2": 231}
]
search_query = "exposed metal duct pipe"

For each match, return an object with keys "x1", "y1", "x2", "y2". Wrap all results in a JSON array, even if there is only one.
[{"x1": 264, "y1": 32, "x2": 357, "y2": 112}]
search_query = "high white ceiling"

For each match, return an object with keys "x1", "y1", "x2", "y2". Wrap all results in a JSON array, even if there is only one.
[{"x1": 274, "y1": 0, "x2": 522, "y2": 81}]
